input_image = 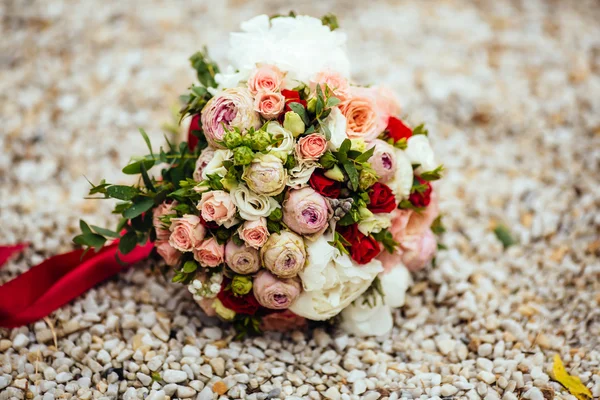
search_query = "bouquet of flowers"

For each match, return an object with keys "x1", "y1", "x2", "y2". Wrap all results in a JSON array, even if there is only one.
[{"x1": 75, "y1": 13, "x2": 444, "y2": 337}]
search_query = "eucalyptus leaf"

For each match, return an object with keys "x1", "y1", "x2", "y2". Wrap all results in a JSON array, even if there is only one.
[
  {"x1": 91, "y1": 225, "x2": 121, "y2": 239},
  {"x1": 122, "y1": 159, "x2": 155, "y2": 175},
  {"x1": 118, "y1": 231, "x2": 138, "y2": 254},
  {"x1": 138, "y1": 128, "x2": 154, "y2": 157},
  {"x1": 343, "y1": 161, "x2": 359, "y2": 191},
  {"x1": 106, "y1": 185, "x2": 138, "y2": 201},
  {"x1": 123, "y1": 198, "x2": 154, "y2": 219}
]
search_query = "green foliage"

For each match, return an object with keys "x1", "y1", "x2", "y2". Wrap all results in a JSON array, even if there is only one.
[
  {"x1": 420, "y1": 165, "x2": 444, "y2": 181},
  {"x1": 327, "y1": 231, "x2": 350, "y2": 255},
  {"x1": 494, "y1": 224, "x2": 516, "y2": 249},
  {"x1": 189, "y1": 47, "x2": 219, "y2": 88},
  {"x1": 321, "y1": 13, "x2": 339, "y2": 30},
  {"x1": 360, "y1": 276, "x2": 385, "y2": 308},
  {"x1": 431, "y1": 215, "x2": 446, "y2": 235},
  {"x1": 412, "y1": 123, "x2": 428, "y2": 136},
  {"x1": 233, "y1": 315, "x2": 262, "y2": 340},
  {"x1": 372, "y1": 229, "x2": 398, "y2": 254}
]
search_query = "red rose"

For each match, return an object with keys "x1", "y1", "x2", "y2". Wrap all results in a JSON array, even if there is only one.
[
  {"x1": 282, "y1": 89, "x2": 307, "y2": 112},
  {"x1": 368, "y1": 182, "x2": 396, "y2": 213},
  {"x1": 386, "y1": 116, "x2": 412, "y2": 142},
  {"x1": 408, "y1": 176, "x2": 432, "y2": 208},
  {"x1": 309, "y1": 170, "x2": 341, "y2": 198},
  {"x1": 217, "y1": 281, "x2": 261, "y2": 315},
  {"x1": 337, "y1": 224, "x2": 381, "y2": 265},
  {"x1": 187, "y1": 114, "x2": 201, "y2": 151}
]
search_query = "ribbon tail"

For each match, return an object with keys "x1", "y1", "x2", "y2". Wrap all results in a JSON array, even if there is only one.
[{"x1": 0, "y1": 243, "x2": 29, "y2": 267}]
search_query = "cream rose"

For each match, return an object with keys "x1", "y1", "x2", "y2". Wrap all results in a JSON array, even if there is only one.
[
  {"x1": 238, "y1": 218, "x2": 269, "y2": 249},
  {"x1": 254, "y1": 91, "x2": 285, "y2": 120},
  {"x1": 224, "y1": 239, "x2": 261, "y2": 275},
  {"x1": 265, "y1": 122, "x2": 295, "y2": 160},
  {"x1": 193, "y1": 237, "x2": 225, "y2": 267},
  {"x1": 197, "y1": 190, "x2": 237, "y2": 228},
  {"x1": 358, "y1": 213, "x2": 392, "y2": 236},
  {"x1": 168, "y1": 214, "x2": 206, "y2": 252},
  {"x1": 260, "y1": 230, "x2": 306, "y2": 278},
  {"x1": 282, "y1": 187, "x2": 332, "y2": 238},
  {"x1": 201, "y1": 149, "x2": 233, "y2": 180},
  {"x1": 242, "y1": 153, "x2": 287, "y2": 196},
  {"x1": 247, "y1": 64, "x2": 285, "y2": 95},
  {"x1": 193, "y1": 148, "x2": 216, "y2": 182},
  {"x1": 253, "y1": 270, "x2": 302, "y2": 310},
  {"x1": 295, "y1": 134, "x2": 327, "y2": 161},
  {"x1": 229, "y1": 184, "x2": 280, "y2": 221}
]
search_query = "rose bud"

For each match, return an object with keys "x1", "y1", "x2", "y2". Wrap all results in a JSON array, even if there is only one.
[
  {"x1": 369, "y1": 139, "x2": 397, "y2": 183},
  {"x1": 246, "y1": 129, "x2": 272, "y2": 152},
  {"x1": 231, "y1": 275, "x2": 253, "y2": 296},
  {"x1": 408, "y1": 176, "x2": 432, "y2": 208},
  {"x1": 282, "y1": 187, "x2": 332, "y2": 238},
  {"x1": 238, "y1": 218, "x2": 269, "y2": 249},
  {"x1": 222, "y1": 128, "x2": 243, "y2": 148},
  {"x1": 254, "y1": 91, "x2": 286, "y2": 120},
  {"x1": 242, "y1": 153, "x2": 287, "y2": 196},
  {"x1": 168, "y1": 214, "x2": 206, "y2": 252},
  {"x1": 193, "y1": 237, "x2": 225, "y2": 268},
  {"x1": 212, "y1": 298, "x2": 236, "y2": 320},
  {"x1": 253, "y1": 270, "x2": 302, "y2": 310},
  {"x1": 283, "y1": 111, "x2": 305, "y2": 137},
  {"x1": 324, "y1": 165, "x2": 344, "y2": 182},
  {"x1": 295, "y1": 134, "x2": 328, "y2": 161},
  {"x1": 224, "y1": 239, "x2": 261, "y2": 275},
  {"x1": 233, "y1": 146, "x2": 255, "y2": 166},
  {"x1": 197, "y1": 190, "x2": 237, "y2": 227},
  {"x1": 260, "y1": 231, "x2": 306, "y2": 278},
  {"x1": 358, "y1": 166, "x2": 379, "y2": 191}
]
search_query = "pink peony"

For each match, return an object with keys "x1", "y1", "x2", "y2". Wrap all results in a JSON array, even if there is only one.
[
  {"x1": 369, "y1": 139, "x2": 397, "y2": 183},
  {"x1": 260, "y1": 310, "x2": 307, "y2": 332},
  {"x1": 282, "y1": 187, "x2": 331, "y2": 237},
  {"x1": 197, "y1": 190, "x2": 237, "y2": 227},
  {"x1": 254, "y1": 91, "x2": 285, "y2": 120},
  {"x1": 295, "y1": 134, "x2": 328, "y2": 161},
  {"x1": 193, "y1": 237, "x2": 225, "y2": 267},
  {"x1": 247, "y1": 64, "x2": 285, "y2": 95},
  {"x1": 238, "y1": 218, "x2": 269, "y2": 249},
  {"x1": 224, "y1": 239, "x2": 261, "y2": 275},
  {"x1": 155, "y1": 239, "x2": 181, "y2": 267},
  {"x1": 253, "y1": 270, "x2": 302, "y2": 310},
  {"x1": 339, "y1": 87, "x2": 387, "y2": 142},
  {"x1": 311, "y1": 70, "x2": 350, "y2": 100},
  {"x1": 201, "y1": 88, "x2": 261, "y2": 148},
  {"x1": 153, "y1": 201, "x2": 178, "y2": 240},
  {"x1": 193, "y1": 148, "x2": 216, "y2": 182},
  {"x1": 168, "y1": 214, "x2": 205, "y2": 252}
]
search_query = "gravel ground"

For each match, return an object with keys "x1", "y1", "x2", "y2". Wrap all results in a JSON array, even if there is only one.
[{"x1": 1, "y1": 0, "x2": 600, "y2": 399}]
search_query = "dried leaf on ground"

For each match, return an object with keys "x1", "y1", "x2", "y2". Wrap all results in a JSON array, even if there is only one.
[{"x1": 550, "y1": 354, "x2": 592, "y2": 400}]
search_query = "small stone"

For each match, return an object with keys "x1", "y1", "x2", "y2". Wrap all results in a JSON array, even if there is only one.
[
  {"x1": 209, "y1": 357, "x2": 225, "y2": 376},
  {"x1": 163, "y1": 369, "x2": 188, "y2": 384},
  {"x1": 478, "y1": 371, "x2": 496, "y2": 384},
  {"x1": 523, "y1": 387, "x2": 544, "y2": 400},
  {"x1": 477, "y1": 357, "x2": 494, "y2": 372},
  {"x1": 56, "y1": 372, "x2": 73, "y2": 383},
  {"x1": 202, "y1": 327, "x2": 223, "y2": 340},
  {"x1": 182, "y1": 345, "x2": 200, "y2": 358},
  {"x1": 213, "y1": 381, "x2": 227, "y2": 395},
  {"x1": 177, "y1": 385, "x2": 196, "y2": 398},
  {"x1": 43, "y1": 367, "x2": 56, "y2": 381},
  {"x1": 197, "y1": 386, "x2": 214, "y2": 400},
  {"x1": 324, "y1": 386, "x2": 341, "y2": 400},
  {"x1": 13, "y1": 378, "x2": 27, "y2": 390},
  {"x1": 137, "y1": 373, "x2": 152, "y2": 386},
  {"x1": 152, "y1": 325, "x2": 169, "y2": 342},
  {"x1": 146, "y1": 390, "x2": 166, "y2": 400},
  {"x1": 478, "y1": 343, "x2": 493, "y2": 357},
  {"x1": 12, "y1": 333, "x2": 30, "y2": 350},
  {"x1": 437, "y1": 339, "x2": 456, "y2": 355},
  {"x1": 441, "y1": 384, "x2": 458, "y2": 396},
  {"x1": 353, "y1": 379, "x2": 367, "y2": 395}
]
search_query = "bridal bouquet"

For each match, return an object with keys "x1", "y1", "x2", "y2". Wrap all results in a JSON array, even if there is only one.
[{"x1": 75, "y1": 13, "x2": 444, "y2": 337}]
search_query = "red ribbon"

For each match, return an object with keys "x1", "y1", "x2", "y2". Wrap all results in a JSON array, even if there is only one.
[{"x1": 0, "y1": 240, "x2": 153, "y2": 328}]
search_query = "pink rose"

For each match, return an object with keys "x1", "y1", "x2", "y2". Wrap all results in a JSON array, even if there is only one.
[
  {"x1": 311, "y1": 70, "x2": 350, "y2": 100},
  {"x1": 197, "y1": 190, "x2": 237, "y2": 227},
  {"x1": 260, "y1": 310, "x2": 307, "y2": 332},
  {"x1": 224, "y1": 239, "x2": 261, "y2": 275},
  {"x1": 168, "y1": 214, "x2": 205, "y2": 252},
  {"x1": 155, "y1": 239, "x2": 181, "y2": 267},
  {"x1": 153, "y1": 201, "x2": 178, "y2": 240},
  {"x1": 369, "y1": 139, "x2": 397, "y2": 182},
  {"x1": 238, "y1": 218, "x2": 269, "y2": 249},
  {"x1": 193, "y1": 148, "x2": 216, "y2": 182},
  {"x1": 193, "y1": 237, "x2": 225, "y2": 268},
  {"x1": 282, "y1": 187, "x2": 331, "y2": 238},
  {"x1": 295, "y1": 134, "x2": 327, "y2": 161},
  {"x1": 197, "y1": 298, "x2": 217, "y2": 317},
  {"x1": 339, "y1": 87, "x2": 387, "y2": 142},
  {"x1": 253, "y1": 270, "x2": 302, "y2": 310},
  {"x1": 375, "y1": 86, "x2": 402, "y2": 120},
  {"x1": 247, "y1": 64, "x2": 285, "y2": 95},
  {"x1": 254, "y1": 91, "x2": 285, "y2": 120},
  {"x1": 400, "y1": 229, "x2": 437, "y2": 271}
]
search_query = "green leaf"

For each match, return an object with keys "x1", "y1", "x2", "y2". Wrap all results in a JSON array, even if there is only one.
[
  {"x1": 430, "y1": 215, "x2": 446, "y2": 235},
  {"x1": 398, "y1": 199, "x2": 425, "y2": 212},
  {"x1": 343, "y1": 161, "x2": 359, "y2": 191},
  {"x1": 118, "y1": 231, "x2": 138, "y2": 254},
  {"x1": 122, "y1": 159, "x2": 155, "y2": 175},
  {"x1": 91, "y1": 225, "x2": 121, "y2": 239},
  {"x1": 412, "y1": 123, "x2": 428, "y2": 136},
  {"x1": 189, "y1": 48, "x2": 220, "y2": 88},
  {"x1": 321, "y1": 13, "x2": 339, "y2": 30},
  {"x1": 326, "y1": 96, "x2": 340, "y2": 108},
  {"x1": 315, "y1": 85, "x2": 325, "y2": 116},
  {"x1": 73, "y1": 233, "x2": 107, "y2": 251},
  {"x1": 319, "y1": 119, "x2": 332, "y2": 140},
  {"x1": 288, "y1": 102, "x2": 310, "y2": 126},
  {"x1": 80, "y1": 220, "x2": 92, "y2": 235},
  {"x1": 354, "y1": 146, "x2": 375, "y2": 164},
  {"x1": 420, "y1": 165, "x2": 444, "y2": 181},
  {"x1": 138, "y1": 128, "x2": 154, "y2": 157},
  {"x1": 140, "y1": 161, "x2": 156, "y2": 192},
  {"x1": 182, "y1": 260, "x2": 198, "y2": 273},
  {"x1": 106, "y1": 185, "x2": 138, "y2": 201},
  {"x1": 267, "y1": 220, "x2": 281, "y2": 234},
  {"x1": 336, "y1": 139, "x2": 351, "y2": 163},
  {"x1": 494, "y1": 224, "x2": 516, "y2": 249},
  {"x1": 123, "y1": 198, "x2": 154, "y2": 219}
]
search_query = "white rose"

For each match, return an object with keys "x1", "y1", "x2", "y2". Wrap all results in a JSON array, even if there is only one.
[
  {"x1": 388, "y1": 149, "x2": 414, "y2": 202},
  {"x1": 202, "y1": 149, "x2": 233, "y2": 179},
  {"x1": 230, "y1": 184, "x2": 280, "y2": 221},
  {"x1": 405, "y1": 135, "x2": 438, "y2": 173},
  {"x1": 266, "y1": 122, "x2": 295, "y2": 160},
  {"x1": 324, "y1": 107, "x2": 348, "y2": 151},
  {"x1": 286, "y1": 160, "x2": 319, "y2": 188},
  {"x1": 289, "y1": 235, "x2": 383, "y2": 320},
  {"x1": 358, "y1": 213, "x2": 392, "y2": 235}
]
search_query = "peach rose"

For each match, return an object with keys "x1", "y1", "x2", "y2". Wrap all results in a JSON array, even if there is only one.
[
  {"x1": 253, "y1": 270, "x2": 302, "y2": 310},
  {"x1": 295, "y1": 134, "x2": 328, "y2": 161},
  {"x1": 153, "y1": 201, "x2": 178, "y2": 240},
  {"x1": 193, "y1": 237, "x2": 225, "y2": 268},
  {"x1": 238, "y1": 218, "x2": 270, "y2": 249},
  {"x1": 339, "y1": 87, "x2": 387, "y2": 142},
  {"x1": 168, "y1": 214, "x2": 205, "y2": 252},
  {"x1": 254, "y1": 91, "x2": 285, "y2": 120},
  {"x1": 197, "y1": 190, "x2": 237, "y2": 227},
  {"x1": 311, "y1": 70, "x2": 350, "y2": 100},
  {"x1": 260, "y1": 310, "x2": 307, "y2": 332},
  {"x1": 247, "y1": 64, "x2": 285, "y2": 95},
  {"x1": 155, "y1": 239, "x2": 181, "y2": 267}
]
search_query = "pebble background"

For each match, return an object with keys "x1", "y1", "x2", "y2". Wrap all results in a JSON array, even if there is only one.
[{"x1": 1, "y1": 0, "x2": 600, "y2": 399}]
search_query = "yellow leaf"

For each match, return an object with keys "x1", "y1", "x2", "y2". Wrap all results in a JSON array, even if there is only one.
[{"x1": 551, "y1": 354, "x2": 592, "y2": 400}]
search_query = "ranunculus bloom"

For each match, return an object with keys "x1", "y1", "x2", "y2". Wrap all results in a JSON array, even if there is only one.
[
  {"x1": 242, "y1": 153, "x2": 287, "y2": 196},
  {"x1": 260, "y1": 231, "x2": 306, "y2": 278},
  {"x1": 253, "y1": 270, "x2": 302, "y2": 310},
  {"x1": 311, "y1": 70, "x2": 350, "y2": 100},
  {"x1": 368, "y1": 183, "x2": 396, "y2": 213},
  {"x1": 238, "y1": 218, "x2": 269, "y2": 249},
  {"x1": 386, "y1": 117, "x2": 412, "y2": 142},
  {"x1": 230, "y1": 184, "x2": 280, "y2": 221},
  {"x1": 282, "y1": 187, "x2": 331, "y2": 238},
  {"x1": 217, "y1": 281, "x2": 261, "y2": 315},
  {"x1": 339, "y1": 87, "x2": 386, "y2": 142},
  {"x1": 295, "y1": 134, "x2": 327, "y2": 161},
  {"x1": 193, "y1": 237, "x2": 225, "y2": 267},
  {"x1": 197, "y1": 190, "x2": 237, "y2": 227},
  {"x1": 193, "y1": 148, "x2": 216, "y2": 182},
  {"x1": 254, "y1": 91, "x2": 285, "y2": 119},
  {"x1": 247, "y1": 64, "x2": 285, "y2": 95},
  {"x1": 224, "y1": 239, "x2": 261, "y2": 275},
  {"x1": 168, "y1": 214, "x2": 206, "y2": 252},
  {"x1": 153, "y1": 201, "x2": 178, "y2": 240},
  {"x1": 337, "y1": 224, "x2": 381, "y2": 265},
  {"x1": 260, "y1": 310, "x2": 307, "y2": 332},
  {"x1": 369, "y1": 139, "x2": 396, "y2": 183},
  {"x1": 155, "y1": 239, "x2": 181, "y2": 267},
  {"x1": 308, "y1": 170, "x2": 341, "y2": 198},
  {"x1": 408, "y1": 176, "x2": 432, "y2": 208},
  {"x1": 201, "y1": 87, "x2": 261, "y2": 148}
]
